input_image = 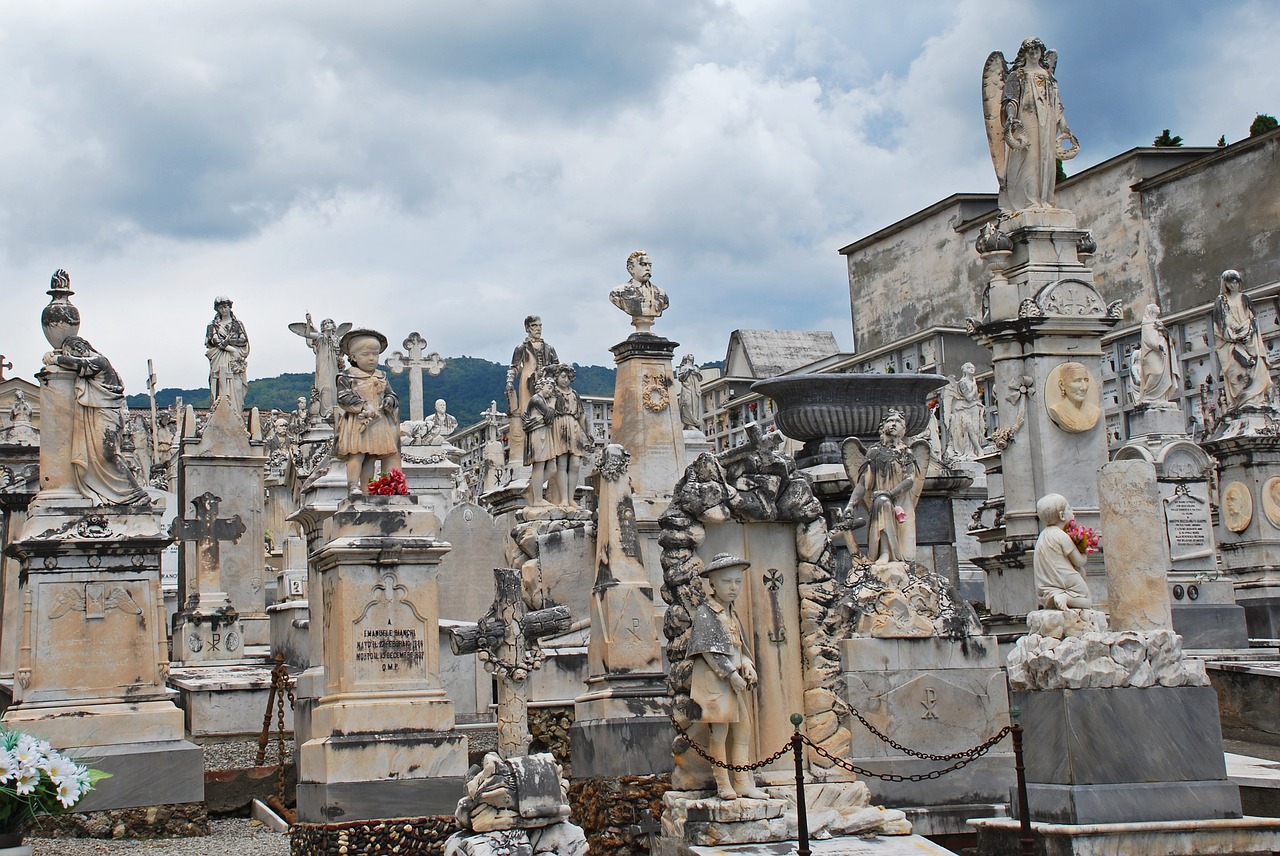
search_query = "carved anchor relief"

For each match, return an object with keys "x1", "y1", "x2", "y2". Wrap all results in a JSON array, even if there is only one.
[{"x1": 763, "y1": 568, "x2": 786, "y2": 644}]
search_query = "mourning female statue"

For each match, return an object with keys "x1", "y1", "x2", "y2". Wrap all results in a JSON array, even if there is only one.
[
  {"x1": 676, "y1": 353, "x2": 704, "y2": 430},
  {"x1": 289, "y1": 313, "x2": 352, "y2": 417},
  {"x1": 840, "y1": 409, "x2": 930, "y2": 565},
  {"x1": 941, "y1": 362, "x2": 984, "y2": 459},
  {"x1": 982, "y1": 37, "x2": 1079, "y2": 213},
  {"x1": 205, "y1": 296, "x2": 250, "y2": 414},
  {"x1": 44, "y1": 336, "x2": 148, "y2": 505},
  {"x1": 1139, "y1": 303, "x2": 1181, "y2": 403},
  {"x1": 1212, "y1": 269, "x2": 1272, "y2": 411},
  {"x1": 334, "y1": 329, "x2": 401, "y2": 495},
  {"x1": 1033, "y1": 493, "x2": 1091, "y2": 611}
]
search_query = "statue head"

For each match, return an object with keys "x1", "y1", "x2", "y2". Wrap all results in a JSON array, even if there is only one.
[
  {"x1": 1057, "y1": 362, "x2": 1090, "y2": 405},
  {"x1": 961, "y1": 361, "x2": 975, "y2": 377},
  {"x1": 1036, "y1": 493, "x2": 1072, "y2": 527},
  {"x1": 699, "y1": 552, "x2": 751, "y2": 605},
  {"x1": 320, "y1": 318, "x2": 337, "y2": 333},
  {"x1": 434, "y1": 398, "x2": 447, "y2": 416},
  {"x1": 552, "y1": 363, "x2": 576, "y2": 386},
  {"x1": 627, "y1": 251, "x2": 652, "y2": 283},
  {"x1": 1013, "y1": 36, "x2": 1048, "y2": 70},
  {"x1": 213, "y1": 296, "x2": 233, "y2": 315},
  {"x1": 524, "y1": 315, "x2": 543, "y2": 339},
  {"x1": 1143, "y1": 303, "x2": 1162, "y2": 321},
  {"x1": 340, "y1": 329, "x2": 389, "y2": 373},
  {"x1": 880, "y1": 408, "x2": 907, "y2": 440},
  {"x1": 1220, "y1": 269, "x2": 1243, "y2": 295}
]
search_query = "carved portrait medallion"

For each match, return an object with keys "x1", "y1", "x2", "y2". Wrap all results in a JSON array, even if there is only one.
[
  {"x1": 1222, "y1": 481, "x2": 1254, "y2": 533},
  {"x1": 1262, "y1": 477, "x2": 1280, "y2": 530},
  {"x1": 1045, "y1": 362, "x2": 1101, "y2": 433}
]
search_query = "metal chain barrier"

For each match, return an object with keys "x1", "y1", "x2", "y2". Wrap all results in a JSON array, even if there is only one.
[
  {"x1": 256, "y1": 654, "x2": 298, "y2": 823},
  {"x1": 846, "y1": 705, "x2": 1013, "y2": 762},
  {"x1": 801, "y1": 729, "x2": 1011, "y2": 782},
  {"x1": 670, "y1": 714, "x2": 795, "y2": 772}
]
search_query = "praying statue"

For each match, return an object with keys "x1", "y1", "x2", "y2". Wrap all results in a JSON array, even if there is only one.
[
  {"x1": 44, "y1": 336, "x2": 148, "y2": 506},
  {"x1": 610, "y1": 251, "x2": 669, "y2": 334},
  {"x1": 941, "y1": 362, "x2": 984, "y2": 459},
  {"x1": 334, "y1": 329, "x2": 401, "y2": 495},
  {"x1": 688, "y1": 553, "x2": 768, "y2": 802},
  {"x1": 839, "y1": 409, "x2": 930, "y2": 565},
  {"x1": 1139, "y1": 303, "x2": 1180, "y2": 404},
  {"x1": 982, "y1": 37, "x2": 1079, "y2": 214},
  {"x1": 1212, "y1": 269, "x2": 1272, "y2": 412},
  {"x1": 205, "y1": 296, "x2": 250, "y2": 415},
  {"x1": 289, "y1": 314, "x2": 352, "y2": 418},
  {"x1": 1033, "y1": 493, "x2": 1091, "y2": 611}
]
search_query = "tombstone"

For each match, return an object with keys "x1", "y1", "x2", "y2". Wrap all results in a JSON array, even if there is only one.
[
  {"x1": 295, "y1": 495, "x2": 467, "y2": 823},
  {"x1": 1114, "y1": 406, "x2": 1249, "y2": 648},
  {"x1": 0, "y1": 271, "x2": 201, "y2": 818},
  {"x1": 175, "y1": 397, "x2": 269, "y2": 649},
  {"x1": 436, "y1": 502, "x2": 508, "y2": 621},
  {"x1": 170, "y1": 490, "x2": 247, "y2": 663}
]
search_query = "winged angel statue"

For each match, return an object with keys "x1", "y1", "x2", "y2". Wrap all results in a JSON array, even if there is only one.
[
  {"x1": 838, "y1": 409, "x2": 931, "y2": 565},
  {"x1": 288, "y1": 313, "x2": 352, "y2": 418},
  {"x1": 982, "y1": 37, "x2": 1079, "y2": 213}
]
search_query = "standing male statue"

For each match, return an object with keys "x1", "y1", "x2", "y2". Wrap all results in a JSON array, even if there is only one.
[
  {"x1": 610, "y1": 251, "x2": 669, "y2": 334},
  {"x1": 505, "y1": 315, "x2": 559, "y2": 465}
]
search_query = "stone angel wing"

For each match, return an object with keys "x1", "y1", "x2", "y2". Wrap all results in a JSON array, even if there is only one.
[
  {"x1": 909, "y1": 438, "x2": 931, "y2": 504},
  {"x1": 287, "y1": 320, "x2": 315, "y2": 339},
  {"x1": 1045, "y1": 49, "x2": 1058, "y2": 76},
  {"x1": 335, "y1": 322, "x2": 353, "y2": 340},
  {"x1": 981, "y1": 51, "x2": 1010, "y2": 189},
  {"x1": 839, "y1": 436, "x2": 868, "y2": 483}
]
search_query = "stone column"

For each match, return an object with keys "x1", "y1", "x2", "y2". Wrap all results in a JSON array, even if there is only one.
[
  {"x1": 968, "y1": 212, "x2": 1118, "y2": 626},
  {"x1": 296, "y1": 495, "x2": 466, "y2": 823}
]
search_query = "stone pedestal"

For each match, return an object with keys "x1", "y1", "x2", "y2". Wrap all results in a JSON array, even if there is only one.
[
  {"x1": 839, "y1": 636, "x2": 1013, "y2": 835},
  {"x1": 175, "y1": 400, "x2": 268, "y2": 650},
  {"x1": 1113, "y1": 429, "x2": 1250, "y2": 648},
  {"x1": 1012, "y1": 686, "x2": 1240, "y2": 824},
  {"x1": 268, "y1": 535, "x2": 310, "y2": 668},
  {"x1": 972, "y1": 816, "x2": 1280, "y2": 856},
  {"x1": 2, "y1": 501, "x2": 202, "y2": 812},
  {"x1": 399, "y1": 443, "x2": 461, "y2": 520},
  {"x1": 296, "y1": 495, "x2": 467, "y2": 823},
  {"x1": 968, "y1": 212, "x2": 1117, "y2": 623},
  {"x1": 1202, "y1": 419, "x2": 1280, "y2": 639}
]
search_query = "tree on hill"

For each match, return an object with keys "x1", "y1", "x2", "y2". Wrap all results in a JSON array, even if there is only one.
[
  {"x1": 1152, "y1": 129, "x2": 1183, "y2": 147},
  {"x1": 1250, "y1": 113, "x2": 1278, "y2": 137}
]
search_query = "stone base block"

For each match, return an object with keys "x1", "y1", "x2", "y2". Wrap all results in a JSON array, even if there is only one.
[
  {"x1": 971, "y1": 815, "x2": 1280, "y2": 856},
  {"x1": 299, "y1": 729, "x2": 467, "y2": 787},
  {"x1": 310, "y1": 693, "x2": 457, "y2": 735},
  {"x1": 2, "y1": 698, "x2": 185, "y2": 747},
  {"x1": 656, "y1": 835, "x2": 955, "y2": 856},
  {"x1": 171, "y1": 613, "x2": 247, "y2": 664},
  {"x1": 296, "y1": 778, "x2": 467, "y2": 824},
  {"x1": 169, "y1": 664, "x2": 294, "y2": 738},
  {"x1": 267, "y1": 600, "x2": 310, "y2": 668},
  {"x1": 68, "y1": 739, "x2": 204, "y2": 812},
  {"x1": 1171, "y1": 603, "x2": 1250, "y2": 649},
  {"x1": 570, "y1": 714, "x2": 674, "y2": 777},
  {"x1": 1240, "y1": 597, "x2": 1280, "y2": 639},
  {"x1": 838, "y1": 756, "x2": 1013, "y2": 810},
  {"x1": 662, "y1": 791, "x2": 789, "y2": 847},
  {"x1": 900, "y1": 803, "x2": 1007, "y2": 838},
  {"x1": 1014, "y1": 686, "x2": 1241, "y2": 824}
]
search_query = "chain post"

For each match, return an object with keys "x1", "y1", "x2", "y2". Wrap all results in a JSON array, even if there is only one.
[
  {"x1": 790, "y1": 713, "x2": 810, "y2": 856},
  {"x1": 1010, "y1": 704, "x2": 1033, "y2": 856}
]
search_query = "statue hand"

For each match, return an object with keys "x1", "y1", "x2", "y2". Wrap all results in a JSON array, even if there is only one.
[
  {"x1": 729, "y1": 672, "x2": 748, "y2": 693},
  {"x1": 740, "y1": 661, "x2": 758, "y2": 687}
]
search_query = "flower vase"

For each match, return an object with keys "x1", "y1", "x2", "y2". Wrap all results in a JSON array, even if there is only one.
[{"x1": 0, "y1": 833, "x2": 32, "y2": 856}]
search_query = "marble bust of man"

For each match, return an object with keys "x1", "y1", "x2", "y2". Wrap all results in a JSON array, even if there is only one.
[
  {"x1": 610, "y1": 251, "x2": 669, "y2": 334},
  {"x1": 1047, "y1": 362, "x2": 1100, "y2": 433}
]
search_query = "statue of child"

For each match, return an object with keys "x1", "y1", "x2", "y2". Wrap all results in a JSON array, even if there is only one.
[
  {"x1": 335, "y1": 329, "x2": 402, "y2": 495},
  {"x1": 1033, "y1": 493, "x2": 1091, "y2": 610},
  {"x1": 688, "y1": 553, "x2": 768, "y2": 801}
]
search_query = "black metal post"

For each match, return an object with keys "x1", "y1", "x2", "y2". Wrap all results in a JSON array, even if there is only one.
[
  {"x1": 1009, "y1": 705, "x2": 1033, "y2": 856},
  {"x1": 790, "y1": 713, "x2": 810, "y2": 856}
]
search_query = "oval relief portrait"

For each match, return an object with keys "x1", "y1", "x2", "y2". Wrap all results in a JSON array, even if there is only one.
[
  {"x1": 1222, "y1": 481, "x2": 1253, "y2": 533},
  {"x1": 1045, "y1": 362, "x2": 1101, "y2": 433},
  {"x1": 1262, "y1": 477, "x2": 1280, "y2": 530}
]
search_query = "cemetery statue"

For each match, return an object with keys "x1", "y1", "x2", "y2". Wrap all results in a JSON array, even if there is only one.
[
  {"x1": 1139, "y1": 303, "x2": 1180, "y2": 403},
  {"x1": 424, "y1": 398, "x2": 458, "y2": 444},
  {"x1": 676, "y1": 353, "x2": 704, "y2": 430},
  {"x1": 982, "y1": 37, "x2": 1079, "y2": 213},
  {"x1": 1033, "y1": 493, "x2": 1091, "y2": 610},
  {"x1": 524, "y1": 365, "x2": 591, "y2": 507},
  {"x1": 11, "y1": 389, "x2": 32, "y2": 424},
  {"x1": 1, "y1": 389, "x2": 38, "y2": 445},
  {"x1": 44, "y1": 335, "x2": 149, "y2": 506},
  {"x1": 840, "y1": 409, "x2": 930, "y2": 564},
  {"x1": 1127, "y1": 344, "x2": 1143, "y2": 405},
  {"x1": 289, "y1": 313, "x2": 352, "y2": 417},
  {"x1": 1046, "y1": 362, "x2": 1100, "y2": 433},
  {"x1": 334, "y1": 328, "x2": 402, "y2": 495},
  {"x1": 523, "y1": 375, "x2": 558, "y2": 506},
  {"x1": 610, "y1": 251, "x2": 669, "y2": 334},
  {"x1": 688, "y1": 553, "x2": 768, "y2": 801},
  {"x1": 506, "y1": 315, "x2": 559, "y2": 460},
  {"x1": 941, "y1": 361, "x2": 984, "y2": 459},
  {"x1": 204, "y1": 296, "x2": 249, "y2": 414},
  {"x1": 1212, "y1": 269, "x2": 1272, "y2": 411}
]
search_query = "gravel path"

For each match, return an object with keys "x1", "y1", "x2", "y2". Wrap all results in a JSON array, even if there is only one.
[{"x1": 28, "y1": 818, "x2": 291, "y2": 855}]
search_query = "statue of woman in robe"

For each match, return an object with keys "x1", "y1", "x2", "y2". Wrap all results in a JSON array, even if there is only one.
[
  {"x1": 205, "y1": 296, "x2": 250, "y2": 414},
  {"x1": 1139, "y1": 303, "x2": 1180, "y2": 403},
  {"x1": 1212, "y1": 269, "x2": 1272, "y2": 411}
]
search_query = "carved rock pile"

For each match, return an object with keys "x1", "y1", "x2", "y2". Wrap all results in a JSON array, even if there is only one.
[{"x1": 445, "y1": 752, "x2": 587, "y2": 856}]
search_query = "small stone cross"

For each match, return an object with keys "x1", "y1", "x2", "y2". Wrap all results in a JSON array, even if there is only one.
[
  {"x1": 628, "y1": 808, "x2": 661, "y2": 852},
  {"x1": 448, "y1": 567, "x2": 571, "y2": 757},
  {"x1": 386, "y1": 332, "x2": 445, "y2": 422},
  {"x1": 170, "y1": 491, "x2": 246, "y2": 612},
  {"x1": 0, "y1": 355, "x2": 11, "y2": 381}
]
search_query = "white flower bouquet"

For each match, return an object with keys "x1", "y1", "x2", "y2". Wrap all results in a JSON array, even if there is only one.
[{"x1": 0, "y1": 729, "x2": 109, "y2": 836}]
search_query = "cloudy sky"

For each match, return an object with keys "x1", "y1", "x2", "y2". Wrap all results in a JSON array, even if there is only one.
[{"x1": 1, "y1": 0, "x2": 1277, "y2": 396}]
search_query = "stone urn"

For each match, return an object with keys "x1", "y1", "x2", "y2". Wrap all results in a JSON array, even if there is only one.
[
  {"x1": 750, "y1": 373, "x2": 946, "y2": 468},
  {"x1": 40, "y1": 268, "x2": 80, "y2": 350}
]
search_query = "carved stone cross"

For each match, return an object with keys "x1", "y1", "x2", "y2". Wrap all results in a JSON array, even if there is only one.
[
  {"x1": 0, "y1": 355, "x2": 11, "y2": 381},
  {"x1": 448, "y1": 567, "x2": 571, "y2": 757},
  {"x1": 170, "y1": 491, "x2": 246, "y2": 613},
  {"x1": 386, "y1": 332, "x2": 445, "y2": 423}
]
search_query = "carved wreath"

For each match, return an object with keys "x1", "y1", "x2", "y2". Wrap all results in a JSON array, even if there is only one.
[{"x1": 642, "y1": 373, "x2": 670, "y2": 412}]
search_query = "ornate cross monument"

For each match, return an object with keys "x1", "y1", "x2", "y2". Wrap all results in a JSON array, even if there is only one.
[
  {"x1": 449, "y1": 567, "x2": 571, "y2": 757},
  {"x1": 386, "y1": 332, "x2": 445, "y2": 423},
  {"x1": 170, "y1": 491, "x2": 246, "y2": 662}
]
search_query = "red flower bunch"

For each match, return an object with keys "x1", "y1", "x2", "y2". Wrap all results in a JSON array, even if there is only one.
[
  {"x1": 1064, "y1": 519, "x2": 1099, "y2": 555},
  {"x1": 367, "y1": 468, "x2": 409, "y2": 496}
]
